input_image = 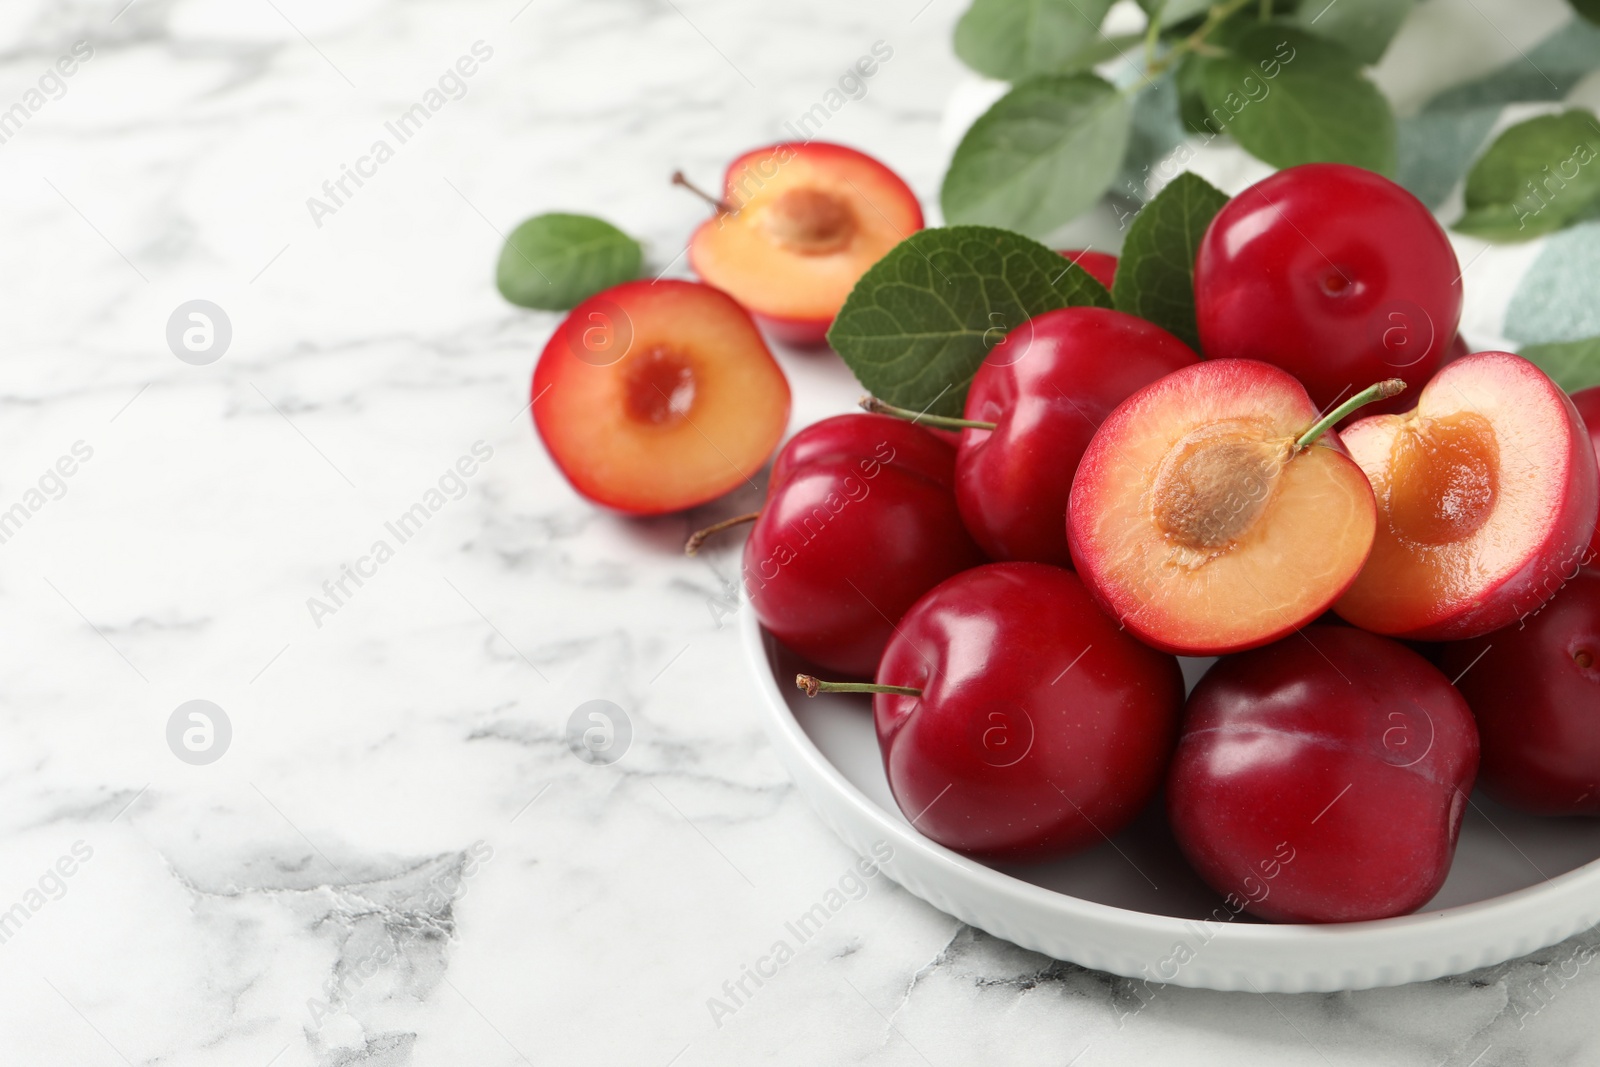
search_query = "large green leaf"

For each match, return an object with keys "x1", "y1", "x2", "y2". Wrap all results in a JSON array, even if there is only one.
[
  {"x1": 827, "y1": 226, "x2": 1111, "y2": 417},
  {"x1": 1571, "y1": 0, "x2": 1600, "y2": 25},
  {"x1": 954, "y1": 0, "x2": 1117, "y2": 80},
  {"x1": 1111, "y1": 172, "x2": 1229, "y2": 352},
  {"x1": 1194, "y1": 25, "x2": 1396, "y2": 174},
  {"x1": 496, "y1": 213, "x2": 642, "y2": 310},
  {"x1": 1455, "y1": 109, "x2": 1600, "y2": 242},
  {"x1": 1520, "y1": 336, "x2": 1600, "y2": 391},
  {"x1": 941, "y1": 74, "x2": 1131, "y2": 238}
]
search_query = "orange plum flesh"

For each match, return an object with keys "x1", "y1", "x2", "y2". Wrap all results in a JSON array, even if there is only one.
[{"x1": 1069, "y1": 359, "x2": 1378, "y2": 656}]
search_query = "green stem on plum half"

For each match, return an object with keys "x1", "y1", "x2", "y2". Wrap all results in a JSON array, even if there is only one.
[
  {"x1": 671, "y1": 170, "x2": 734, "y2": 215},
  {"x1": 684, "y1": 511, "x2": 760, "y2": 556},
  {"x1": 859, "y1": 396, "x2": 997, "y2": 433},
  {"x1": 1293, "y1": 379, "x2": 1407, "y2": 454},
  {"x1": 795, "y1": 674, "x2": 922, "y2": 699}
]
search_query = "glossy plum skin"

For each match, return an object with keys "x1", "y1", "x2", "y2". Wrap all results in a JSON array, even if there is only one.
[
  {"x1": 1169, "y1": 626, "x2": 1479, "y2": 923},
  {"x1": 1059, "y1": 250, "x2": 1117, "y2": 289},
  {"x1": 873, "y1": 563, "x2": 1185, "y2": 863},
  {"x1": 744, "y1": 414, "x2": 985, "y2": 678},
  {"x1": 1572, "y1": 387, "x2": 1600, "y2": 561},
  {"x1": 1438, "y1": 569, "x2": 1600, "y2": 815},
  {"x1": 956, "y1": 307, "x2": 1199, "y2": 565},
  {"x1": 1195, "y1": 163, "x2": 1462, "y2": 415}
]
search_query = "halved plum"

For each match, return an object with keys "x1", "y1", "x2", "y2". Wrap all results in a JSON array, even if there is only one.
[
  {"x1": 1334, "y1": 352, "x2": 1598, "y2": 639},
  {"x1": 531, "y1": 279, "x2": 790, "y2": 515},
  {"x1": 685, "y1": 142, "x2": 923, "y2": 346},
  {"x1": 1068, "y1": 359, "x2": 1380, "y2": 656}
]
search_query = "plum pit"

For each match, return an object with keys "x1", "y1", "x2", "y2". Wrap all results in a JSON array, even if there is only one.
[
  {"x1": 764, "y1": 187, "x2": 856, "y2": 255},
  {"x1": 622, "y1": 345, "x2": 698, "y2": 427},
  {"x1": 1150, "y1": 422, "x2": 1289, "y2": 553}
]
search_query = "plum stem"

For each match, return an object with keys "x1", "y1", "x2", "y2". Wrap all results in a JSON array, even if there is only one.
[
  {"x1": 684, "y1": 511, "x2": 760, "y2": 556},
  {"x1": 671, "y1": 170, "x2": 733, "y2": 215},
  {"x1": 1294, "y1": 379, "x2": 1407, "y2": 453},
  {"x1": 859, "y1": 396, "x2": 996, "y2": 432},
  {"x1": 795, "y1": 674, "x2": 921, "y2": 699}
]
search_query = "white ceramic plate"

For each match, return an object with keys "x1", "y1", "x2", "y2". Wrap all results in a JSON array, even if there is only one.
[{"x1": 742, "y1": 609, "x2": 1600, "y2": 992}]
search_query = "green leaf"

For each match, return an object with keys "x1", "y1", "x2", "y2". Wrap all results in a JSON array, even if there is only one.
[
  {"x1": 827, "y1": 226, "x2": 1112, "y2": 417},
  {"x1": 1111, "y1": 172, "x2": 1229, "y2": 352},
  {"x1": 941, "y1": 74, "x2": 1132, "y2": 238},
  {"x1": 954, "y1": 0, "x2": 1116, "y2": 80},
  {"x1": 1520, "y1": 336, "x2": 1600, "y2": 391},
  {"x1": 1455, "y1": 109, "x2": 1600, "y2": 242},
  {"x1": 1194, "y1": 25, "x2": 1396, "y2": 174},
  {"x1": 495, "y1": 213, "x2": 643, "y2": 310},
  {"x1": 1571, "y1": 0, "x2": 1600, "y2": 26},
  {"x1": 1292, "y1": 0, "x2": 1415, "y2": 65}
]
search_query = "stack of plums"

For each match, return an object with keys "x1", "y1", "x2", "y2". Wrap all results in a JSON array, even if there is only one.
[{"x1": 531, "y1": 151, "x2": 1600, "y2": 924}]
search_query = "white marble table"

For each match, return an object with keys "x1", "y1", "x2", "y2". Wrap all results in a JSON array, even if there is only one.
[{"x1": 0, "y1": 0, "x2": 1595, "y2": 1063}]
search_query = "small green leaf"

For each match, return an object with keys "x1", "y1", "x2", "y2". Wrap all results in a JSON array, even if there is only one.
[
  {"x1": 1292, "y1": 0, "x2": 1415, "y2": 65},
  {"x1": 495, "y1": 213, "x2": 643, "y2": 310},
  {"x1": 941, "y1": 74, "x2": 1132, "y2": 238},
  {"x1": 1571, "y1": 0, "x2": 1600, "y2": 26},
  {"x1": 1455, "y1": 109, "x2": 1600, "y2": 242},
  {"x1": 1111, "y1": 172, "x2": 1229, "y2": 352},
  {"x1": 954, "y1": 0, "x2": 1116, "y2": 80},
  {"x1": 1520, "y1": 336, "x2": 1600, "y2": 391},
  {"x1": 1194, "y1": 26, "x2": 1396, "y2": 174},
  {"x1": 827, "y1": 226, "x2": 1112, "y2": 417}
]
